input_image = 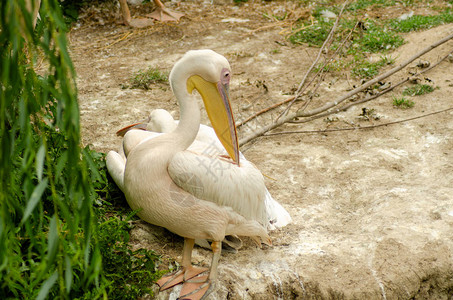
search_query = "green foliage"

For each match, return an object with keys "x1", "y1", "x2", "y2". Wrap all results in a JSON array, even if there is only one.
[
  {"x1": 288, "y1": 1, "x2": 452, "y2": 79},
  {"x1": 0, "y1": 0, "x2": 96, "y2": 298},
  {"x1": 128, "y1": 67, "x2": 168, "y2": 90},
  {"x1": 0, "y1": 0, "x2": 163, "y2": 298},
  {"x1": 347, "y1": 0, "x2": 396, "y2": 11},
  {"x1": 389, "y1": 10, "x2": 453, "y2": 32},
  {"x1": 98, "y1": 213, "x2": 164, "y2": 299},
  {"x1": 289, "y1": 17, "x2": 404, "y2": 53},
  {"x1": 402, "y1": 84, "x2": 435, "y2": 96},
  {"x1": 288, "y1": 19, "x2": 333, "y2": 47},
  {"x1": 351, "y1": 55, "x2": 395, "y2": 78},
  {"x1": 352, "y1": 21, "x2": 404, "y2": 53},
  {"x1": 393, "y1": 96, "x2": 415, "y2": 108}
]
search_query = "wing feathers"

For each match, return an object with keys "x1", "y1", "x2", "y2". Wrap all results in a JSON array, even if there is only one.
[{"x1": 168, "y1": 149, "x2": 268, "y2": 226}]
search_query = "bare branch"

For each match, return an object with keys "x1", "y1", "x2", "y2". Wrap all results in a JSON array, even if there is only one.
[
  {"x1": 237, "y1": 17, "x2": 359, "y2": 129},
  {"x1": 239, "y1": 32, "x2": 453, "y2": 146},
  {"x1": 278, "y1": 0, "x2": 350, "y2": 119},
  {"x1": 290, "y1": 48, "x2": 453, "y2": 124},
  {"x1": 263, "y1": 107, "x2": 453, "y2": 136}
]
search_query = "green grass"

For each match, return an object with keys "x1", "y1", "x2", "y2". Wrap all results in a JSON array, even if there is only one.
[
  {"x1": 97, "y1": 209, "x2": 164, "y2": 299},
  {"x1": 352, "y1": 55, "x2": 395, "y2": 78},
  {"x1": 402, "y1": 84, "x2": 435, "y2": 96},
  {"x1": 288, "y1": 19, "x2": 333, "y2": 47},
  {"x1": 288, "y1": 0, "x2": 453, "y2": 79},
  {"x1": 389, "y1": 10, "x2": 453, "y2": 32},
  {"x1": 353, "y1": 21, "x2": 404, "y2": 53},
  {"x1": 129, "y1": 67, "x2": 168, "y2": 90},
  {"x1": 347, "y1": 0, "x2": 396, "y2": 11},
  {"x1": 393, "y1": 96, "x2": 415, "y2": 108}
]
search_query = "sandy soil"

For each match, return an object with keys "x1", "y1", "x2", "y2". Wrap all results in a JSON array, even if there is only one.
[{"x1": 70, "y1": 1, "x2": 453, "y2": 298}]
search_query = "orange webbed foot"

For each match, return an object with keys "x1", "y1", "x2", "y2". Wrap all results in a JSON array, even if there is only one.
[
  {"x1": 146, "y1": 7, "x2": 184, "y2": 22},
  {"x1": 179, "y1": 275, "x2": 213, "y2": 300},
  {"x1": 157, "y1": 265, "x2": 208, "y2": 291}
]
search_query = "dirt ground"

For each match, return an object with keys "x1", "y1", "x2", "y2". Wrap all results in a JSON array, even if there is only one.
[{"x1": 70, "y1": 1, "x2": 453, "y2": 299}]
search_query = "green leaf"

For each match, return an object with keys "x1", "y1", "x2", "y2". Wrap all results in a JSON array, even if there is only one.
[
  {"x1": 36, "y1": 270, "x2": 58, "y2": 300},
  {"x1": 36, "y1": 143, "x2": 46, "y2": 182},
  {"x1": 83, "y1": 147, "x2": 102, "y2": 182},
  {"x1": 47, "y1": 214, "x2": 59, "y2": 265},
  {"x1": 64, "y1": 255, "x2": 72, "y2": 293},
  {"x1": 21, "y1": 178, "x2": 49, "y2": 224}
]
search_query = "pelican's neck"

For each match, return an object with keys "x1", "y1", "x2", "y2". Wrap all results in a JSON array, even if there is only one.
[{"x1": 172, "y1": 82, "x2": 200, "y2": 150}]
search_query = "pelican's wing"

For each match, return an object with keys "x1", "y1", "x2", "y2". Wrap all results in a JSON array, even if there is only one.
[
  {"x1": 106, "y1": 129, "x2": 163, "y2": 192},
  {"x1": 123, "y1": 129, "x2": 163, "y2": 158},
  {"x1": 168, "y1": 141, "x2": 268, "y2": 226}
]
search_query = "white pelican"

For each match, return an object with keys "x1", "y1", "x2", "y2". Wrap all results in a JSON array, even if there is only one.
[
  {"x1": 116, "y1": 108, "x2": 292, "y2": 231},
  {"x1": 106, "y1": 50, "x2": 273, "y2": 299}
]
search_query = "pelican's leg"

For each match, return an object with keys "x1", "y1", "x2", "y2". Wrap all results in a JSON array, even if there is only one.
[
  {"x1": 118, "y1": 0, "x2": 154, "y2": 28},
  {"x1": 157, "y1": 238, "x2": 208, "y2": 291},
  {"x1": 179, "y1": 241, "x2": 222, "y2": 300},
  {"x1": 146, "y1": 0, "x2": 184, "y2": 22}
]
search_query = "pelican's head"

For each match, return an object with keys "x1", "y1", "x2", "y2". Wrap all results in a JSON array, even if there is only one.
[{"x1": 170, "y1": 50, "x2": 240, "y2": 165}]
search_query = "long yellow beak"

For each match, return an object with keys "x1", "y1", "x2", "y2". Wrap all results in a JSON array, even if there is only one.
[{"x1": 187, "y1": 75, "x2": 240, "y2": 165}]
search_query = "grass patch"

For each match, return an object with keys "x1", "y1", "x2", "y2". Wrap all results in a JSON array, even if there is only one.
[
  {"x1": 288, "y1": 1, "x2": 453, "y2": 79},
  {"x1": 129, "y1": 67, "x2": 168, "y2": 90},
  {"x1": 402, "y1": 84, "x2": 435, "y2": 96},
  {"x1": 351, "y1": 55, "x2": 395, "y2": 78},
  {"x1": 97, "y1": 210, "x2": 164, "y2": 299},
  {"x1": 288, "y1": 19, "x2": 333, "y2": 47},
  {"x1": 393, "y1": 96, "x2": 415, "y2": 108},
  {"x1": 352, "y1": 21, "x2": 404, "y2": 53},
  {"x1": 289, "y1": 13, "x2": 403, "y2": 53},
  {"x1": 347, "y1": 0, "x2": 396, "y2": 11},
  {"x1": 389, "y1": 10, "x2": 453, "y2": 32}
]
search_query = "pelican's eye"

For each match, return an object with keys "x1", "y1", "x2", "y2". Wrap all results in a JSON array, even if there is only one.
[{"x1": 221, "y1": 68, "x2": 231, "y2": 85}]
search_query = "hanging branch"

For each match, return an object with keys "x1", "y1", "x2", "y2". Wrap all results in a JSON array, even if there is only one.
[{"x1": 239, "y1": 32, "x2": 453, "y2": 146}]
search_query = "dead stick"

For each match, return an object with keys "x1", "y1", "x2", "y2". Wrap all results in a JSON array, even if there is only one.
[
  {"x1": 238, "y1": 19, "x2": 359, "y2": 129},
  {"x1": 239, "y1": 32, "x2": 453, "y2": 146},
  {"x1": 290, "y1": 48, "x2": 453, "y2": 124},
  {"x1": 263, "y1": 107, "x2": 453, "y2": 136},
  {"x1": 278, "y1": 0, "x2": 350, "y2": 119},
  {"x1": 236, "y1": 96, "x2": 295, "y2": 128}
]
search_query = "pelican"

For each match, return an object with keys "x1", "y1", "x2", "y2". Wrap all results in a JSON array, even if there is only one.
[
  {"x1": 106, "y1": 50, "x2": 273, "y2": 299},
  {"x1": 115, "y1": 108, "x2": 292, "y2": 231}
]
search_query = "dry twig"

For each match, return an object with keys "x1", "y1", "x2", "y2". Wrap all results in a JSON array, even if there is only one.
[
  {"x1": 264, "y1": 107, "x2": 453, "y2": 136},
  {"x1": 238, "y1": 2, "x2": 356, "y2": 129},
  {"x1": 239, "y1": 32, "x2": 453, "y2": 146},
  {"x1": 290, "y1": 48, "x2": 453, "y2": 124}
]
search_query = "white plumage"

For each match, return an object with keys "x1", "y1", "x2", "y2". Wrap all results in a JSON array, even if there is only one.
[
  {"x1": 122, "y1": 108, "x2": 292, "y2": 230},
  {"x1": 106, "y1": 50, "x2": 288, "y2": 299}
]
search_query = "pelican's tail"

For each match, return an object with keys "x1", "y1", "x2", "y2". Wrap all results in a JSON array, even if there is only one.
[
  {"x1": 106, "y1": 150, "x2": 126, "y2": 191},
  {"x1": 265, "y1": 190, "x2": 292, "y2": 231}
]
